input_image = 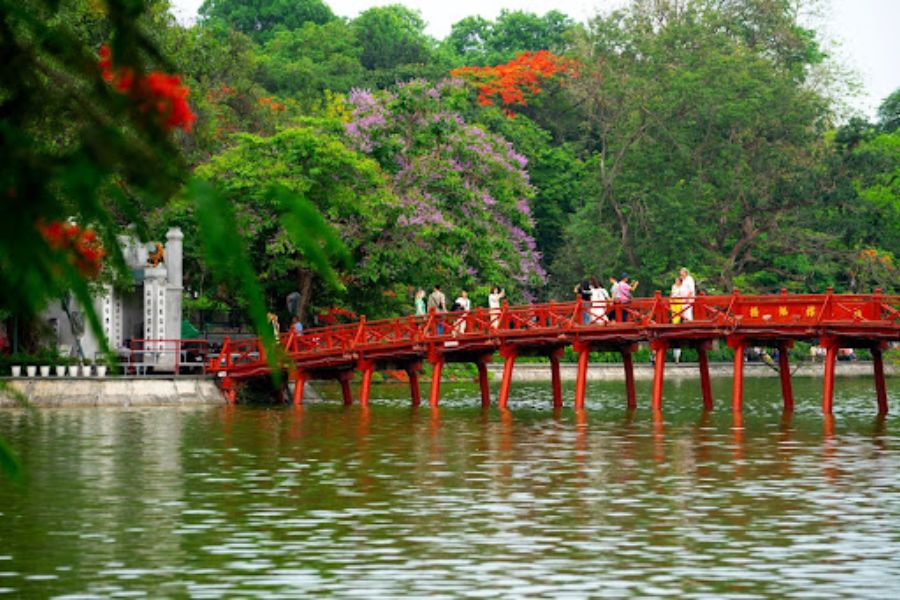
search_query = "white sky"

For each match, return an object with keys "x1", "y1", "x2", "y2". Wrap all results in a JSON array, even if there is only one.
[{"x1": 170, "y1": 0, "x2": 899, "y2": 119}]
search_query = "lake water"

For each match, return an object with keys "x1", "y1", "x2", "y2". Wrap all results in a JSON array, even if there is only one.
[{"x1": 1, "y1": 375, "x2": 899, "y2": 597}]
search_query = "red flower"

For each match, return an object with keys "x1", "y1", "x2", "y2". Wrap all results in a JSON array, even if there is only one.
[
  {"x1": 38, "y1": 220, "x2": 105, "y2": 279},
  {"x1": 99, "y1": 45, "x2": 196, "y2": 133}
]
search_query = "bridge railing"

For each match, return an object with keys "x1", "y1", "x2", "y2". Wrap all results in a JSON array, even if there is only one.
[{"x1": 207, "y1": 291, "x2": 900, "y2": 374}]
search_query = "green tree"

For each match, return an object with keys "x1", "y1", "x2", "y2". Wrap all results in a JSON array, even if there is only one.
[
  {"x1": 445, "y1": 10, "x2": 576, "y2": 66},
  {"x1": 878, "y1": 88, "x2": 900, "y2": 133},
  {"x1": 182, "y1": 125, "x2": 392, "y2": 319},
  {"x1": 352, "y1": 4, "x2": 430, "y2": 70},
  {"x1": 343, "y1": 82, "x2": 546, "y2": 303},
  {"x1": 553, "y1": 0, "x2": 832, "y2": 295},
  {"x1": 198, "y1": 0, "x2": 334, "y2": 42},
  {"x1": 256, "y1": 20, "x2": 364, "y2": 105}
]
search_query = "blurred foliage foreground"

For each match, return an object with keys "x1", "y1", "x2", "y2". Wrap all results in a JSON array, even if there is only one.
[{"x1": 0, "y1": 0, "x2": 346, "y2": 480}]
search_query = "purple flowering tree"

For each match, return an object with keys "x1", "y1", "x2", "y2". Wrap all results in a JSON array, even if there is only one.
[{"x1": 345, "y1": 80, "x2": 546, "y2": 303}]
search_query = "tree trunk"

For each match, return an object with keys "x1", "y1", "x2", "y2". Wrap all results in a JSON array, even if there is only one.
[{"x1": 297, "y1": 268, "x2": 315, "y2": 323}]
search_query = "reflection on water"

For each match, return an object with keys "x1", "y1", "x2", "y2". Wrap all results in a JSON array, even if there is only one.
[{"x1": 1, "y1": 376, "x2": 899, "y2": 597}]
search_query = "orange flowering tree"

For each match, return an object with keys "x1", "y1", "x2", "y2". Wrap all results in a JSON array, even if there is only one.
[{"x1": 451, "y1": 50, "x2": 578, "y2": 116}]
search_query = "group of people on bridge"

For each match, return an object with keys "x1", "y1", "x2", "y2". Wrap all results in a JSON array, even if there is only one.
[
  {"x1": 406, "y1": 268, "x2": 698, "y2": 337},
  {"x1": 414, "y1": 285, "x2": 507, "y2": 334}
]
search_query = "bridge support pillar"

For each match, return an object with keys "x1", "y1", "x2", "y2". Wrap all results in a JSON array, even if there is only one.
[
  {"x1": 428, "y1": 354, "x2": 444, "y2": 408},
  {"x1": 621, "y1": 345, "x2": 637, "y2": 410},
  {"x1": 338, "y1": 370, "x2": 353, "y2": 406},
  {"x1": 650, "y1": 340, "x2": 668, "y2": 412},
  {"x1": 221, "y1": 376, "x2": 237, "y2": 404},
  {"x1": 820, "y1": 337, "x2": 838, "y2": 415},
  {"x1": 358, "y1": 359, "x2": 375, "y2": 407},
  {"x1": 549, "y1": 348, "x2": 564, "y2": 409},
  {"x1": 873, "y1": 344, "x2": 888, "y2": 414},
  {"x1": 697, "y1": 342, "x2": 713, "y2": 411},
  {"x1": 476, "y1": 355, "x2": 492, "y2": 408},
  {"x1": 292, "y1": 371, "x2": 307, "y2": 406},
  {"x1": 573, "y1": 341, "x2": 590, "y2": 410},
  {"x1": 778, "y1": 341, "x2": 794, "y2": 412},
  {"x1": 728, "y1": 336, "x2": 746, "y2": 412},
  {"x1": 407, "y1": 362, "x2": 422, "y2": 407},
  {"x1": 498, "y1": 345, "x2": 518, "y2": 410}
]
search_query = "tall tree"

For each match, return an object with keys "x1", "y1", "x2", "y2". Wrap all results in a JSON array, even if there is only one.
[
  {"x1": 352, "y1": 4, "x2": 431, "y2": 70},
  {"x1": 256, "y1": 20, "x2": 365, "y2": 105},
  {"x1": 445, "y1": 10, "x2": 576, "y2": 66},
  {"x1": 343, "y1": 81, "x2": 546, "y2": 302},
  {"x1": 554, "y1": 0, "x2": 832, "y2": 294},
  {"x1": 198, "y1": 0, "x2": 334, "y2": 43}
]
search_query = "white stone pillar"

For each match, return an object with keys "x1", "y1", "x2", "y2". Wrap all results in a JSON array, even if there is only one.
[
  {"x1": 164, "y1": 228, "x2": 184, "y2": 371},
  {"x1": 144, "y1": 267, "x2": 168, "y2": 369}
]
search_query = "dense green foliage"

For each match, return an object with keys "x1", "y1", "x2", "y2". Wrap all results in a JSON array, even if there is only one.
[{"x1": 5, "y1": 0, "x2": 899, "y2": 329}]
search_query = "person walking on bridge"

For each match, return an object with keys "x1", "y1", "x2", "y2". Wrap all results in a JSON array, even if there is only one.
[
  {"x1": 488, "y1": 286, "x2": 505, "y2": 329},
  {"x1": 414, "y1": 289, "x2": 426, "y2": 317},
  {"x1": 614, "y1": 274, "x2": 638, "y2": 322},
  {"x1": 427, "y1": 285, "x2": 447, "y2": 334},
  {"x1": 670, "y1": 276, "x2": 685, "y2": 363},
  {"x1": 679, "y1": 267, "x2": 696, "y2": 321},
  {"x1": 590, "y1": 276, "x2": 610, "y2": 324},
  {"x1": 453, "y1": 290, "x2": 471, "y2": 334},
  {"x1": 574, "y1": 280, "x2": 592, "y2": 324}
]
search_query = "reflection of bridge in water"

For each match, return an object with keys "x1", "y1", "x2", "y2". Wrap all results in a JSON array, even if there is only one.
[{"x1": 208, "y1": 289, "x2": 900, "y2": 415}]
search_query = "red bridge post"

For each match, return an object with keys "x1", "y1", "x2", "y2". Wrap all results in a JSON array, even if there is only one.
[
  {"x1": 621, "y1": 344, "x2": 637, "y2": 410},
  {"x1": 573, "y1": 341, "x2": 590, "y2": 410},
  {"x1": 407, "y1": 361, "x2": 422, "y2": 407},
  {"x1": 549, "y1": 348, "x2": 564, "y2": 409},
  {"x1": 358, "y1": 359, "x2": 375, "y2": 407},
  {"x1": 292, "y1": 371, "x2": 307, "y2": 406},
  {"x1": 221, "y1": 376, "x2": 236, "y2": 404},
  {"x1": 778, "y1": 341, "x2": 794, "y2": 412},
  {"x1": 697, "y1": 341, "x2": 713, "y2": 411},
  {"x1": 873, "y1": 343, "x2": 888, "y2": 414},
  {"x1": 728, "y1": 335, "x2": 746, "y2": 412},
  {"x1": 338, "y1": 370, "x2": 354, "y2": 406},
  {"x1": 428, "y1": 352, "x2": 444, "y2": 408},
  {"x1": 820, "y1": 336, "x2": 838, "y2": 415},
  {"x1": 498, "y1": 345, "x2": 518, "y2": 410},
  {"x1": 650, "y1": 340, "x2": 668, "y2": 412},
  {"x1": 476, "y1": 355, "x2": 492, "y2": 408}
]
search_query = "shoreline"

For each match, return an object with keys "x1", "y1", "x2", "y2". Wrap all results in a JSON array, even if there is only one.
[
  {"x1": 0, "y1": 377, "x2": 223, "y2": 407},
  {"x1": 1, "y1": 360, "x2": 896, "y2": 407}
]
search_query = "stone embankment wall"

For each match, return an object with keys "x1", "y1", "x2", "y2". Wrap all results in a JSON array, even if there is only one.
[
  {"x1": 0, "y1": 377, "x2": 223, "y2": 407},
  {"x1": 487, "y1": 361, "x2": 897, "y2": 382}
]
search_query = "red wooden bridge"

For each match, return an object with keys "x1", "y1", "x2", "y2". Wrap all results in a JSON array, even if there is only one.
[{"x1": 208, "y1": 289, "x2": 900, "y2": 414}]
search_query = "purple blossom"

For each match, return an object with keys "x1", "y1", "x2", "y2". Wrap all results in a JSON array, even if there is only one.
[{"x1": 516, "y1": 199, "x2": 531, "y2": 216}]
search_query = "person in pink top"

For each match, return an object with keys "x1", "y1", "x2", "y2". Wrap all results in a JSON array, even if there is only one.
[{"x1": 614, "y1": 273, "x2": 639, "y2": 321}]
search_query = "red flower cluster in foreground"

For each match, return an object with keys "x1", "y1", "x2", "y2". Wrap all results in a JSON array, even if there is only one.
[
  {"x1": 99, "y1": 45, "x2": 196, "y2": 133},
  {"x1": 451, "y1": 50, "x2": 578, "y2": 117},
  {"x1": 39, "y1": 220, "x2": 105, "y2": 279}
]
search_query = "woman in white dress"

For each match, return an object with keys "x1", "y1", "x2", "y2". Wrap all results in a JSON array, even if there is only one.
[
  {"x1": 453, "y1": 290, "x2": 471, "y2": 334},
  {"x1": 589, "y1": 276, "x2": 610, "y2": 323},
  {"x1": 488, "y1": 287, "x2": 505, "y2": 329}
]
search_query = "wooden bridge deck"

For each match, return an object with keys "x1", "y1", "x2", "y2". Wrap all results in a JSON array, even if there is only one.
[{"x1": 208, "y1": 289, "x2": 900, "y2": 414}]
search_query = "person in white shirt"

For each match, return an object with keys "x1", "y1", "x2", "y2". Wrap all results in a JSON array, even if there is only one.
[
  {"x1": 679, "y1": 267, "x2": 696, "y2": 321},
  {"x1": 453, "y1": 290, "x2": 471, "y2": 334},
  {"x1": 589, "y1": 276, "x2": 610, "y2": 323},
  {"x1": 488, "y1": 287, "x2": 505, "y2": 329}
]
